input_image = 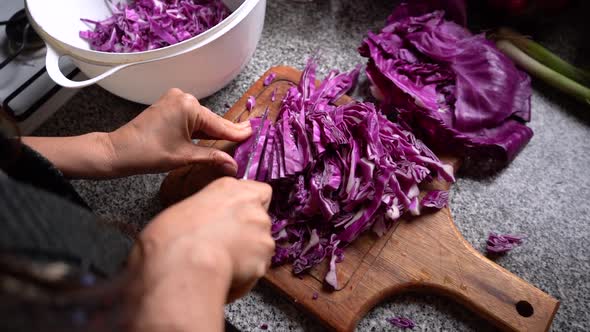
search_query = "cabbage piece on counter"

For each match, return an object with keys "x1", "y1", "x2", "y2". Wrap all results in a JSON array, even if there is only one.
[
  {"x1": 359, "y1": 2, "x2": 533, "y2": 169},
  {"x1": 234, "y1": 58, "x2": 454, "y2": 288},
  {"x1": 486, "y1": 232, "x2": 525, "y2": 254}
]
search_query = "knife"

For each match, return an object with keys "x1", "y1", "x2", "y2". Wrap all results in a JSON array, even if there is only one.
[{"x1": 241, "y1": 106, "x2": 270, "y2": 180}]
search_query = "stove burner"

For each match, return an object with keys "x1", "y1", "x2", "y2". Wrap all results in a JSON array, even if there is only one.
[
  {"x1": 0, "y1": 9, "x2": 45, "y2": 71},
  {"x1": 0, "y1": 6, "x2": 81, "y2": 132},
  {"x1": 6, "y1": 10, "x2": 44, "y2": 52}
]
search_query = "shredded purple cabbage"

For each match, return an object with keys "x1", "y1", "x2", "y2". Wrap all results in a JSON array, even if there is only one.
[
  {"x1": 312, "y1": 291, "x2": 319, "y2": 300},
  {"x1": 264, "y1": 72, "x2": 277, "y2": 86},
  {"x1": 359, "y1": 2, "x2": 533, "y2": 170},
  {"x1": 486, "y1": 233, "x2": 525, "y2": 254},
  {"x1": 260, "y1": 323, "x2": 268, "y2": 330},
  {"x1": 421, "y1": 190, "x2": 449, "y2": 209},
  {"x1": 246, "y1": 96, "x2": 256, "y2": 112},
  {"x1": 80, "y1": 0, "x2": 230, "y2": 53},
  {"x1": 387, "y1": 317, "x2": 415, "y2": 329},
  {"x1": 234, "y1": 58, "x2": 455, "y2": 288}
]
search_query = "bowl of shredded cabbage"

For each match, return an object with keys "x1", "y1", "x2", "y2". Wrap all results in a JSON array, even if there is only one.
[{"x1": 26, "y1": 0, "x2": 266, "y2": 104}]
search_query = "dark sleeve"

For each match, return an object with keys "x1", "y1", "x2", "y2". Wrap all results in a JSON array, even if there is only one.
[
  {"x1": 0, "y1": 167, "x2": 240, "y2": 332},
  {"x1": 0, "y1": 174, "x2": 134, "y2": 332},
  {"x1": 0, "y1": 174, "x2": 132, "y2": 277},
  {"x1": 2, "y1": 143, "x2": 89, "y2": 208}
]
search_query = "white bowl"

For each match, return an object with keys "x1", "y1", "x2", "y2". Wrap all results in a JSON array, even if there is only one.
[{"x1": 26, "y1": 0, "x2": 266, "y2": 104}]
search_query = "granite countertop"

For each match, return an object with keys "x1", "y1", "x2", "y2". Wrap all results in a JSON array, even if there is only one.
[{"x1": 34, "y1": 1, "x2": 589, "y2": 331}]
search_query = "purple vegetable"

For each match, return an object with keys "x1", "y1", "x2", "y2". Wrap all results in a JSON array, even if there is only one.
[
  {"x1": 234, "y1": 58, "x2": 454, "y2": 288},
  {"x1": 486, "y1": 232, "x2": 525, "y2": 254},
  {"x1": 312, "y1": 292, "x2": 319, "y2": 300},
  {"x1": 260, "y1": 323, "x2": 268, "y2": 330},
  {"x1": 421, "y1": 190, "x2": 449, "y2": 209},
  {"x1": 359, "y1": 2, "x2": 533, "y2": 169},
  {"x1": 264, "y1": 72, "x2": 277, "y2": 86},
  {"x1": 271, "y1": 88, "x2": 277, "y2": 102},
  {"x1": 246, "y1": 96, "x2": 256, "y2": 112},
  {"x1": 387, "y1": 317, "x2": 415, "y2": 329},
  {"x1": 80, "y1": 0, "x2": 230, "y2": 53},
  {"x1": 391, "y1": 0, "x2": 467, "y2": 26}
]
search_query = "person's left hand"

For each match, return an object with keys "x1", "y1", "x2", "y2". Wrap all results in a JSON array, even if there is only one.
[{"x1": 106, "y1": 88, "x2": 251, "y2": 177}]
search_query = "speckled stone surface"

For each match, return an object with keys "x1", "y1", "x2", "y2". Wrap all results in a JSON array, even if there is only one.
[{"x1": 34, "y1": 1, "x2": 590, "y2": 331}]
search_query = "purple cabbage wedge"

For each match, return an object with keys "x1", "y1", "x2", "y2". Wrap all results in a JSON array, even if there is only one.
[
  {"x1": 234, "y1": 58, "x2": 455, "y2": 288},
  {"x1": 391, "y1": 0, "x2": 468, "y2": 26},
  {"x1": 80, "y1": 0, "x2": 230, "y2": 53},
  {"x1": 359, "y1": 2, "x2": 533, "y2": 170}
]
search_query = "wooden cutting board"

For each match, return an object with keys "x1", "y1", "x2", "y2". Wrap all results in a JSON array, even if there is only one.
[{"x1": 159, "y1": 67, "x2": 559, "y2": 332}]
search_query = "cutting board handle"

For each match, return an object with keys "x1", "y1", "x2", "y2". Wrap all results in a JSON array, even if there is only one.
[
  {"x1": 365, "y1": 207, "x2": 560, "y2": 332},
  {"x1": 427, "y1": 212, "x2": 558, "y2": 331}
]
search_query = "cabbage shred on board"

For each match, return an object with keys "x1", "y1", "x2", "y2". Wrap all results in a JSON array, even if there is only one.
[
  {"x1": 80, "y1": 0, "x2": 230, "y2": 53},
  {"x1": 234, "y1": 58, "x2": 455, "y2": 288}
]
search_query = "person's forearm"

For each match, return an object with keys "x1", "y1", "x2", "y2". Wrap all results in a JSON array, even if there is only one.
[{"x1": 22, "y1": 133, "x2": 116, "y2": 179}]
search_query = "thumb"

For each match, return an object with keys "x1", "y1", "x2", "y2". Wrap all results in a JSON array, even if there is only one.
[
  {"x1": 184, "y1": 145, "x2": 239, "y2": 176},
  {"x1": 195, "y1": 106, "x2": 252, "y2": 142}
]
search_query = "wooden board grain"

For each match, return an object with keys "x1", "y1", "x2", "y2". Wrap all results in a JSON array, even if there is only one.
[{"x1": 159, "y1": 66, "x2": 559, "y2": 332}]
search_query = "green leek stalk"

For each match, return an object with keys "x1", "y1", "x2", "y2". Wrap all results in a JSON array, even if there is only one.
[
  {"x1": 495, "y1": 28, "x2": 590, "y2": 86},
  {"x1": 495, "y1": 39, "x2": 590, "y2": 105}
]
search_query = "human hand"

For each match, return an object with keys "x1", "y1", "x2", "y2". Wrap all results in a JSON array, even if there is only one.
[
  {"x1": 124, "y1": 177, "x2": 274, "y2": 331},
  {"x1": 106, "y1": 88, "x2": 251, "y2": 177}
]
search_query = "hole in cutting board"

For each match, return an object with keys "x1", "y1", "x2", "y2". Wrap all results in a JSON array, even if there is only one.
[{"x1": 516, "y1": 300, "x2": 534, "y2": 317}]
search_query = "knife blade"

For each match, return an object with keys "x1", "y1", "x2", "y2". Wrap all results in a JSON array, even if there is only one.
[{"x1": 241, "y1": 106, "x2": 270, "y2": 180}]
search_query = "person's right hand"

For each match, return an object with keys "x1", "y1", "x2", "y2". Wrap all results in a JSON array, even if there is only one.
[{"x1": 125, "y1": 177, "x2": 274, "y2": 331}]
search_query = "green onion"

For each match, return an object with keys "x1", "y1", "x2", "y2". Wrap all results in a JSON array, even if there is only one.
[
  {"x1": 496, "y1": 39, "x2": 590, "y2": 105},
  {"x1": 495, "y1": 28, "x2": 590, "y2": 86}
]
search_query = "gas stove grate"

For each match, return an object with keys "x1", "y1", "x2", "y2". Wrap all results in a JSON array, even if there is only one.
[{"x1": 3, "y1": 66, "x2": 80, "y2": 122}]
